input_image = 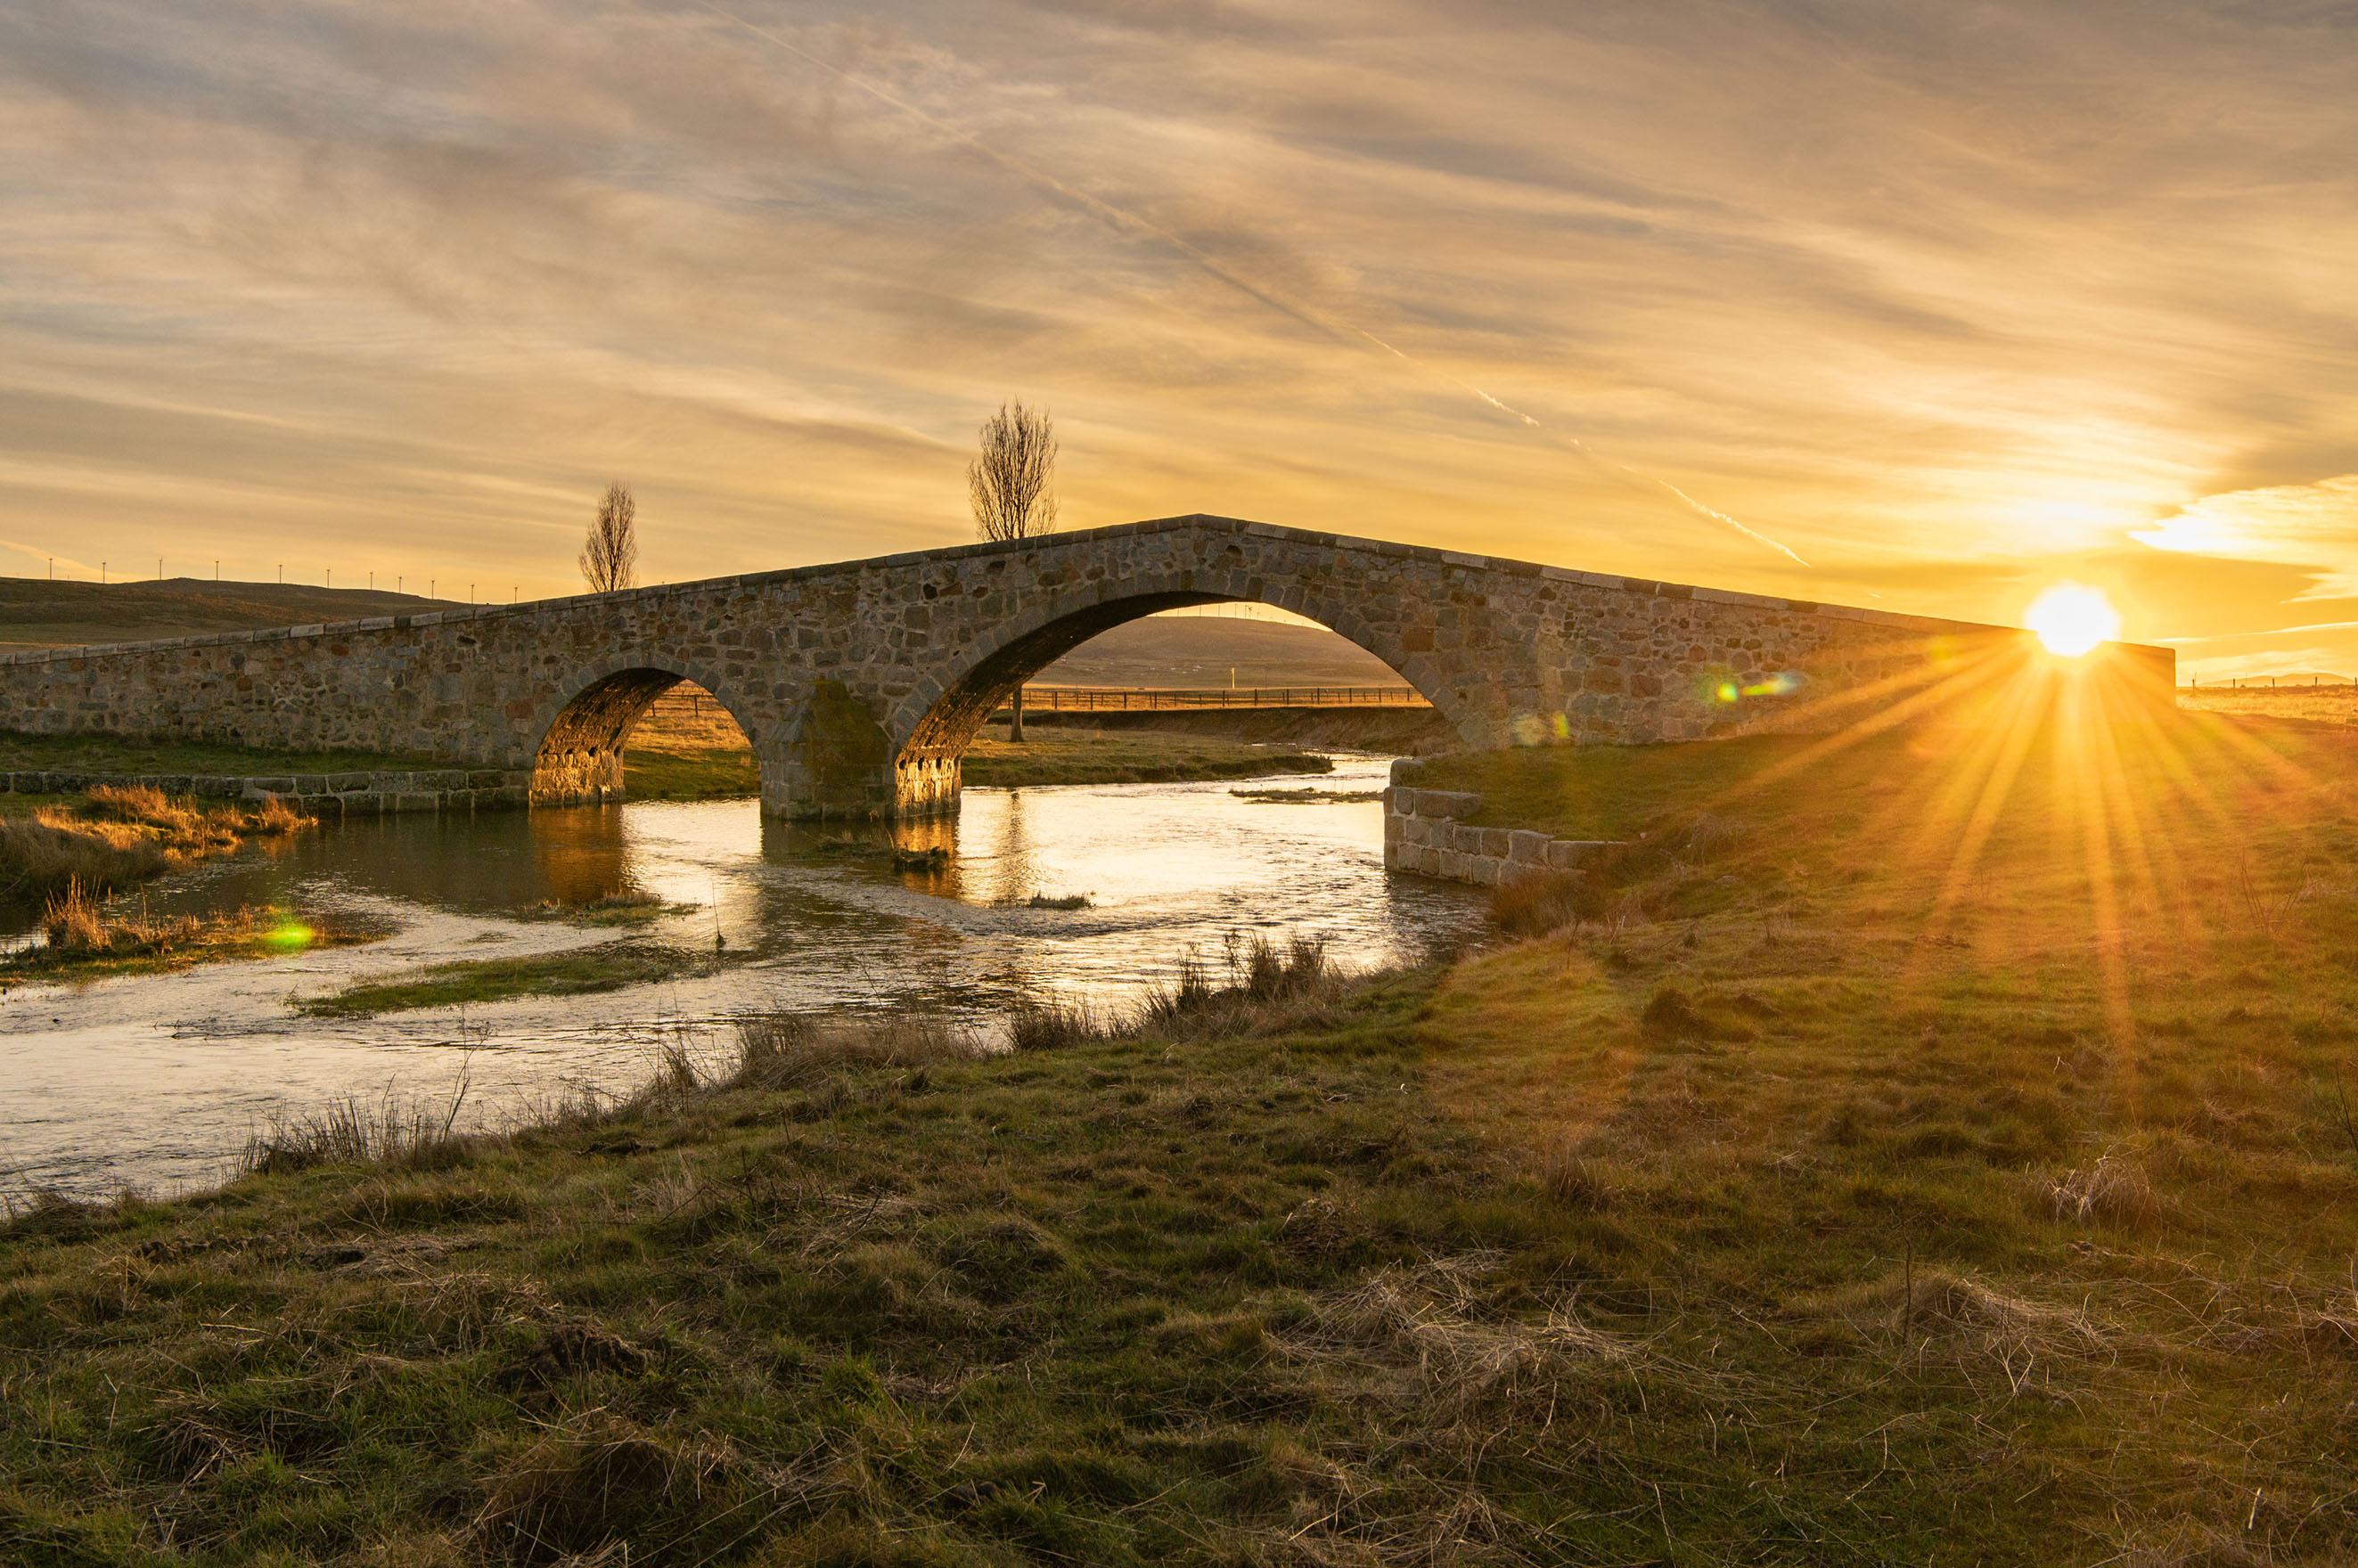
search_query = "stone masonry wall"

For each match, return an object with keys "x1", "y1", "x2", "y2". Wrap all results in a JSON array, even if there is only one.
[
  {"x1": 0, "y1": 514, "x2": 2132, "y2": 820},
  {"x1": 1381, "y1": 761, "x2": 1620, "y2": 885}
]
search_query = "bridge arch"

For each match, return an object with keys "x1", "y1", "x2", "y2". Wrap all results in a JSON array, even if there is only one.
[
  {"x1": 881, "y1": 572, "x2": 1485, "y2": 818},
  {"x1": 528, "y1": 653, "x2": 767, "y2": 805}
]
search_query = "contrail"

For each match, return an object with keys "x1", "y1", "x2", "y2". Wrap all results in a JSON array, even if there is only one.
[
  {"x1": 690, "y1": 0, "x2": 1808, "y2": 567},
  {"x1": 0, "y1": 538, "x2": 95, "y2": 576}
]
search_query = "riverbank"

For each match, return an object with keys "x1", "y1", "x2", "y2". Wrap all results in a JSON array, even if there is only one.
[
  {"x1": 8, "y1": 707, "x2": 2357, "y2": 1560},
  {"x1": 0, "y1": 784, "x2": 310, "y2": 904}
]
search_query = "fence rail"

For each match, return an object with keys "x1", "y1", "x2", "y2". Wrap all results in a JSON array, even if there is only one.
[{"x1": 1007, "y1": 685, "x2": 1430, "y2": 712}]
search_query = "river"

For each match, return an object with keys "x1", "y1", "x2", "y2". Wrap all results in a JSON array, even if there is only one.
[{"x1": 1, "y1": 754, "x2": 1480, "y2": 1197}]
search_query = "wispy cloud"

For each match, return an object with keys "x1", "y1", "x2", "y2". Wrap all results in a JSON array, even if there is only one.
[
  {"x1": 2131, "y1": 476, "x2": 2358, "y2": 598},
  {"x1": 0, "y1": 0, "x2": 2353, "y2": 651}
]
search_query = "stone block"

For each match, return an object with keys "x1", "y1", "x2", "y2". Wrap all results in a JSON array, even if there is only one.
[
  {"x1": 467, "y1": 770, "x2": 506, "y2": 789},
  {"x1": 1437, "y1": 849, "x2": 1468, "y2": 879},
  {"x1": 1467, "y1": 855, "x2": 1502, "y2": 886},
  {"x1": 393, "y1": 792, "x2": 443, "y2": 813},
  {"x1": 295, "y1": 775, "x2": 329, "y2": 796},
  {"x1": 424, "y1": 770, "x2": 469, "y2": 791},
  {"x1": 330, "y1": 772, "x2": 373, "y2": 792},
  {"x1": 1420, "y1": 789, "x2": 1483, "y2": 820},
  {"x1": 1384, "y1": 813, "x2": 1404, "y2": 843},
  {"x1": 249, "y1": 777, "x2": 294, "y2": 795},
  {"x1": 1404, "y1": 815, "x2": 1431, "y2": 845},
  {"x1": 1478, "y1": 828, "x2": 1511, "y2": 858},
  {"x1": 341, "y1": 791, "x2": 381, "y2": 815},
  {"x1": 1388, "y1": 756, "x2": 1423, "y2": 786},
  {"x1": 1507, "y1": 829, "x2": 1551, "y2": 864}
]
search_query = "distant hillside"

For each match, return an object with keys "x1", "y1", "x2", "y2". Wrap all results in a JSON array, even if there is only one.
[
  {"x1": 1036, "y1": 615, "x2": 1402, "y2": 689},
  {"x1": 0, "y1": 576, "x2": 463, "y2": 650}
]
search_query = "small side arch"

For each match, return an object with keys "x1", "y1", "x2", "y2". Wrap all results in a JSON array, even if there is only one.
[
  {"x1": 883, "y1": 574, "x2": 1487, "y2": 816},
  {"x1": 528, "y1": 653, "x2": 766, "y2": 805}
]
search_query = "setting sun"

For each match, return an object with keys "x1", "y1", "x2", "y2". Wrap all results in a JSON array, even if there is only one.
[{"x1": 2026, "y1": 583, "x2": 2123, "y2": 658}]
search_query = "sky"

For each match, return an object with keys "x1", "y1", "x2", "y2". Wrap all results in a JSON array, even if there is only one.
[{"x1": 2, "y1": 1, "x2": 2354, "y2": 677}]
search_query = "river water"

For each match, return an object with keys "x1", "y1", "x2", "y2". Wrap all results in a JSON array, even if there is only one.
[{"x1": 1, "y1": 754, "x2": 1480, "y2": 1197}]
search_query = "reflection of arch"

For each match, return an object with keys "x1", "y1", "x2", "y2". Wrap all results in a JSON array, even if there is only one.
[
  {"x1": 529, "y1": 654, "x2": 764, "y2": 805},
  {"x1": 885, "y1": 576, "x2": 1481, "y2": 815}
]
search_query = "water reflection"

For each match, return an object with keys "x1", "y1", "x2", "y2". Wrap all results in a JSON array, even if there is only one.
[{"x1": 2, "y1": 755, "x2": 1480, "y2": 1195}]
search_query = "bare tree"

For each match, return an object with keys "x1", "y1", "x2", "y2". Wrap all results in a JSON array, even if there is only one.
[
  {"x1": 579, "y1": 483, "x2": 638, "y2": 594},
  {"x1": 969, "y1": 401, "x2": 1059, "y2": 738}
]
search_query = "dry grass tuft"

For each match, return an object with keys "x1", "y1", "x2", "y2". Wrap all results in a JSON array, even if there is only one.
[
  {"x1": 725, "y1": 1011, "x2": 989, "y2": 1092},
  {"x1": 1539, "y1": 1142, "x2": 1616, "y2": 1210},
  {"x1": 471, "y1": 1414, "x2": 748, "y2": 1562},
  {"x1": 1487, "y1": 868, "x2": 1589, "y2": 937},
  {"x1": 251, "y1": 794, "x2": 310, "y2": 836},
  {"x1": 1008, "y1": 994, "x2": 1110, "y2": 1051},
  {"x1": 242, "y1": 1080, "x2": 481, "y2": 1176},
  {"x1": 40, "y1": 875, "x2": 104, "y2": 949},
  {"x1": 0, "y1": 815, "x2": 171, "y2": 899},
  {"x1": 2051, "y1": 1149, "x2": 2161, "y2": 1229},
  {"x1": 1283, "y1": 1252, "x2": 1636, "y2": 1411},
  {"x1": 1136, "y1": 932, "x2": 1343, "y2": 1040}
]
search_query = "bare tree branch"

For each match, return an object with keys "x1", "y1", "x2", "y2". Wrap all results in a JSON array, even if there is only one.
[
  {"x1": 969, "y1": 401, "x2": 1059, "y2": 543},
  {"x1": 580, "y1": 483, "x2": 638, "y2": 594}
]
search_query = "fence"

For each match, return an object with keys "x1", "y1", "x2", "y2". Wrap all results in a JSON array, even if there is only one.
[{"x1": 1011, "y1": 685, "x2": 1430, "y2": 712}]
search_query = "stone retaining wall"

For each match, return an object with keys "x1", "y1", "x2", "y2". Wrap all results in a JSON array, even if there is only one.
[
  {"x1": 0, "y1": 769, "x2": 531, "y2": 816},
  {"x1": 1381, "y1": 760, "x2": 1620, "y2": 886}
]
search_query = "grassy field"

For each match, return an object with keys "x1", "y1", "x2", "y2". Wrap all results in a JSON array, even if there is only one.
[
  {"x1": 2180, "y1": 683, "x2": 2358, "y2": 727},
  {"x1": 0, "y1": 731, "x2": 459, "y2": 778},
  {"x1": 6, "y1": 683, "x2": 2358, "y2": 1563}
]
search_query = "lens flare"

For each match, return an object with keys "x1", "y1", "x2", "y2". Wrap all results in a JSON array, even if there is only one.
[
  {"x1": 265, "y1": 919, "x2": 315, "y2": 952},
  {"x1": 2026, "y1": 584, "x2": 2121, "y2": 658}
]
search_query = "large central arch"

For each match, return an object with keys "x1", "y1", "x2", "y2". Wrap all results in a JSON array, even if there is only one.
[
  {"x1": 529, "y1": 654, "x2": 766, "y2": 805},
  {"x1": 882, "y1": 578, "x2": 1478, "y2": 819}
]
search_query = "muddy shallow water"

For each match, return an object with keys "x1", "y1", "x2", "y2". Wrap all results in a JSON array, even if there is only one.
[{"x1": 1, "y1": 755, "x2": 1481, "y2": 1196}]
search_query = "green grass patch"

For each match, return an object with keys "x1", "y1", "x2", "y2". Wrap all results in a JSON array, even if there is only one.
[
  {"x1": 1, "y1": 903, "x2": 384, "y2": 991},
  {"x1": 622, "y1": 746, "x2": 762, "y2": 801},
  {"x1": 296, "y1": 944, "x2": 707, "y2": 1017},
  {"x1": 0, "y1": 729, "x2": 459, "y2": 778}
]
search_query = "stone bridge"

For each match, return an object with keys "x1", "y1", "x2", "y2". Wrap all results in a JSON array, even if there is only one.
[{"x1": 0, "y1": 514, "x2": 2166, "y2": 820}]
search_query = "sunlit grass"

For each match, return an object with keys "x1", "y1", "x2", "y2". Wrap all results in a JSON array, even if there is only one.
[{"x1": 6, "y1": 658, "x2": 2358, "y2": 1563}]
